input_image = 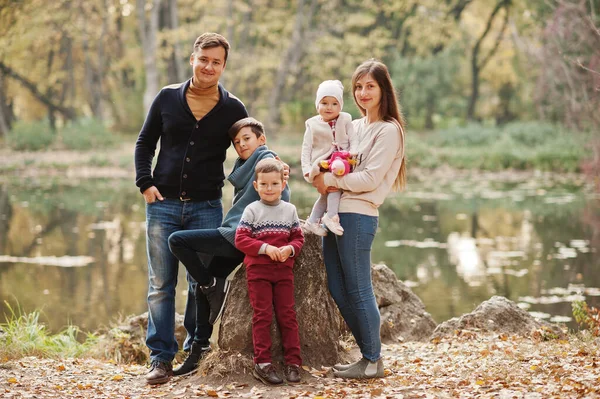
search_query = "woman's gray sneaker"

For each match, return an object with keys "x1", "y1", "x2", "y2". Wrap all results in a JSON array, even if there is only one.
[
  {"x1": 333, "y1": 358, "x2": 384, "y2": 379},
  {"x1": 332, "y1": 358, "x2": 362, "y2": 371}
]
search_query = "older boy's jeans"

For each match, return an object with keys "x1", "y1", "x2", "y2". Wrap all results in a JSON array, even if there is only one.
[
  {"x1": 168, "y1": 228, "x2": 244, "y2": 347},
  {"x1": 168, "y1": 229, "x2": 243, "y2": 286},
  {"x1": 322, "y1": 212, "x2": 381, "y2": 362},
  {"x1": 145, "y1": 198, "x2": 223, "y2": 363}
]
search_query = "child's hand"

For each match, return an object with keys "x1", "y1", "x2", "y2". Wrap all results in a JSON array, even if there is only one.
[
  {"x1": 279, "y1": 246, "x2": 293, "y2": 262},
  {"x1": 266, "y1": 245, "x2": 283, "y2": 262}
]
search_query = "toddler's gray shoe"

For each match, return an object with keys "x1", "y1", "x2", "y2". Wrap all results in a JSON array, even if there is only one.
[{"x1": 303, "y1": 220, "x2": 328, "y2": 236}]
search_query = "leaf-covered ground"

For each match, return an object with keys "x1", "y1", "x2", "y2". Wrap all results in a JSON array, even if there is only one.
[{"x1": 1, "y1": 333, "x2": 599, "y2": 399}]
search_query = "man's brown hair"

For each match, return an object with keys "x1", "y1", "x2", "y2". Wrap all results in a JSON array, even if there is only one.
[
  {"x1": 254, "y1": 158, "x2": 284, "y2": 181},
  {"x1": 228, "y1": 117, "x2": 265, "y2": 140},
  {"x1": 193, "y1": 33, "x2": 230, "y2": 62}
]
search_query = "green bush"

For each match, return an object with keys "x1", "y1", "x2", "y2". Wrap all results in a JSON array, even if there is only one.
[
  {"x1": 436, "y1": 124, "x2": 499, "y2": 147},
  {"x1": 59, "y1": 117, "x2": 116, "y2": 150},
  {"x1": 504, "y1": 121, "x2": 558, "y2": 146},
  {"x1": 7, "y1": 120, "x2": 55, "y2": 151},
  {"x1": 421, "y1": 121, "x2": 590, "y2": 172},
  {"x1": 0, "y1": 302, "x2": 97, "y2": 359}
]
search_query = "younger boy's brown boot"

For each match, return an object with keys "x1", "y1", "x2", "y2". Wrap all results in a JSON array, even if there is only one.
[
  {"x1": 284, "y1": 364, "x2": 301, "y2": 384},
  {"x1": 253, "y1": 364, "x2": 283, "y2": 385}
]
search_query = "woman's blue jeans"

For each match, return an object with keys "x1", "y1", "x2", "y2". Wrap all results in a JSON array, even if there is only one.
[
  {"x1": 145, "y1": 198, "x2": 223, "y2": 363},
  {"x1": 322, "y1": 212, "x2": 381, "y2": 362}
]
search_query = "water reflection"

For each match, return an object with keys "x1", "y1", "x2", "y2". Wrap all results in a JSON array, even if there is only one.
[{"x1": 0, "y1": 174, "x2": 598, "y2": 333}]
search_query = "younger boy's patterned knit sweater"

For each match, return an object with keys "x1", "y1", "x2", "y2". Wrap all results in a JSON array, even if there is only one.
[{"x1": 235, "y1": 200, "x2": 304, "y2": 268}]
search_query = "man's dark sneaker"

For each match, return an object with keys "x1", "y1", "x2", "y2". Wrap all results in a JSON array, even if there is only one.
[
  {"x1": 146, "y1": 360, "x2": 173, "y2": 385},
  {"x1": 173, "y1": 342, "x2": 211, "y2": 376},
  {"x1": 284, "y1": 364, "x2": 301, "y2": 384},
  {"x1": 252, "y1": 363, "x2": 283, "y2": 385},
  {"x1": 199, "y1": 277, "x2": 230, "y2": 325}
]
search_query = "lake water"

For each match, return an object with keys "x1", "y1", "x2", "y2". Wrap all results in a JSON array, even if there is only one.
[{"x1": 0, "y1": 171, "x2": 598, "y2": 333}]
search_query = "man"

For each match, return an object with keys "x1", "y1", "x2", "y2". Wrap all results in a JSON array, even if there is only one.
[{"x1": 134, "y1": 32, "x2": 248, "y2": 385}]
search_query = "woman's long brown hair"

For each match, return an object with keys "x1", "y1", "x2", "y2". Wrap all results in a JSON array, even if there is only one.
[{"x1": 351, "y1": 59, "x2": 406, "y2": 191}]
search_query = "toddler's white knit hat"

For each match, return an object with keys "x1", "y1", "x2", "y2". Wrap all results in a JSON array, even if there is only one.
[{"x1": 315, "y1": 80, "x2": 344, "y2": 110}]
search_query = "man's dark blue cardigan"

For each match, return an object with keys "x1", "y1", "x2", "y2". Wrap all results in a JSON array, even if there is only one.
[{"x1": 134, "y1": 79, "x2": 248, "y2": 200}]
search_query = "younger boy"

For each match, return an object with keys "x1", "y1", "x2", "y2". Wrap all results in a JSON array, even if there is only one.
[
  {"x1": 168, "y1": 118, "x2": 290, "y2": 378},
  {"x1": 235, "y1": 159, "x2": 305, "y2": 385}
]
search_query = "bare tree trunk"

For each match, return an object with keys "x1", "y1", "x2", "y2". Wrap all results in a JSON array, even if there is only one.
[
  {"x1": 0, "y1": 61, "x2": 76, "y2": 120},
  {"x1": 219, "y1": 0, "x2": 236, "y2": 88},
  {"x1": 0, "y1": 185, "x2": 11, "y2": 254},
  {"x1": 424, "y1": 92, "x2": 435, "y2": 130},
  {"x1": 137, "y1": 0, "x2": 161, "y2": 114},
  {"x1": 169, "y1": 0, "x2": 185, "y2": 82},
  {"x1": 0, "y1": 72, "x2": 12, "y2": 136},
  {"x1": 93, "y1": 0, "x2": 108, "y2": 120},
  {"x1": 266, "y1": 0, "x2": 318, "y2": 134},
  {"x1": 228, "y1": 0, "x2": 253, "y2": 95},
  {"x1": 467, "y1": 0, "x2": 510, "y2": 120},
  {"x1": 83, "y1": 34, "x2": 100, "y2": 119}
]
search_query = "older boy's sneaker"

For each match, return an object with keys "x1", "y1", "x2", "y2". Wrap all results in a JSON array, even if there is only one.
[
  {"x1": 333, "y1": 357, "x2": 384, "y2": 379},
  {"x1": 284, "y1": 364, "x2": 301, "y2": 384},
  {"x1": 173, "y1": 342, "x2": 211, "y2": 376},
  {"x1": 199, "y1": 277, "x2": 230, "y2": 325},
  {"x1": 253, "y1": 363, "x2": 283, "y2": 385},
  {"x1": 146, "y1": 360, "x2": 173, "y2": 385},
  {"x1": 303, "y1": 220, "x2": 328, "y2": 236},
  {"x1": 322, "y1": 214, "x2": 344, "y2": 236}
]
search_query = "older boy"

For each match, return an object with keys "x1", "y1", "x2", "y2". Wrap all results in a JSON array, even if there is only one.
[
  {"x1": 235, "y1": 159, "x2": 304, "y2": 385},
  {"x1": 168, "y1": 117, "x2": 290, "y2": 377}
]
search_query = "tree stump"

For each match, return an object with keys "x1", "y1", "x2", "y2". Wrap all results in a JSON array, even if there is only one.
[{"x1": 218, "y1": 233, "x2": 345, "y2": 367}]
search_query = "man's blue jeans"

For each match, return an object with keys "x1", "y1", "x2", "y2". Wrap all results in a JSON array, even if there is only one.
[
  {"x1": 322, "y1": 212, "x2": 381, "y2": 362},
  {"x1": 145, "y1": 198, "x2": 223, "y2": 363}
]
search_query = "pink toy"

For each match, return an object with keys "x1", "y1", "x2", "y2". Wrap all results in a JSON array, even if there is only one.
[{"x1": 320, "y1": 151, "x2": 356, "y2": 176}]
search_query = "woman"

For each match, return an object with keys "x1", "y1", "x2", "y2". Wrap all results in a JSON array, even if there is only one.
[{"x1": 312, "y1": 59, "x2": 406, "y2": 379}]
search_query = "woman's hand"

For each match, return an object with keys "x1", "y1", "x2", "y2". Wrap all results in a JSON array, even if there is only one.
[{"x1": 312, "y1": 173, "x2": 338, "y2": 195}]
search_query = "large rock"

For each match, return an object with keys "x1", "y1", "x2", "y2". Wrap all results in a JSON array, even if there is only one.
[
  {"x1": 431, "y1": 296, "x2": 565, "y2": 339},
  {"x1": 93, "y1": 312, "x2": 187, "y2": 363},
  {"x1": 218, "y1": 232, "x2": 438, "y2": 367},
  {"x1": 218, "y1": 233, "x2": 344, "y2": 367},
  {"x1": 372, "y1": 264, "x2": 437, "y2": 342}
]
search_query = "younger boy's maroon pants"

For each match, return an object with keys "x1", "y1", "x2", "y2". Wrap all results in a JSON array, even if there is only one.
[{"x1": 246, "y1": 264, "x2": 302, "y2": 366}]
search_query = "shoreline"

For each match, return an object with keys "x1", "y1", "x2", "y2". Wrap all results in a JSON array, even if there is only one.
[{"x1": 0, "y1": 145, "x2": 595, "y2": 185}]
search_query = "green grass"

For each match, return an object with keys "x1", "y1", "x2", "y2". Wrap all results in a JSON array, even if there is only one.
[
  {"x1": 406, "y1": 121, "x2": 592, "y2": 172},
  {"x1": 0, "y1": 302, "x2": 97, "y2": 360},
  {"x1": 59, "y1": 117, "x2": 116, "y2": 150},
  {"x1": 6, "y1": 120, "x2": 55, "y2": 151}
]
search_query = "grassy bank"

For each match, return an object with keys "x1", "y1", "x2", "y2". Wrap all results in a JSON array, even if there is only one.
[
  {"x1": 0, "y1": 303, "x2": 97, "y2": 360},
  {"x1": 0, "y1": 121, "x2": 595, "y2": 176},
  {"x1": 407, "y1": 121, "x2": 594, "y2": 172}
]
